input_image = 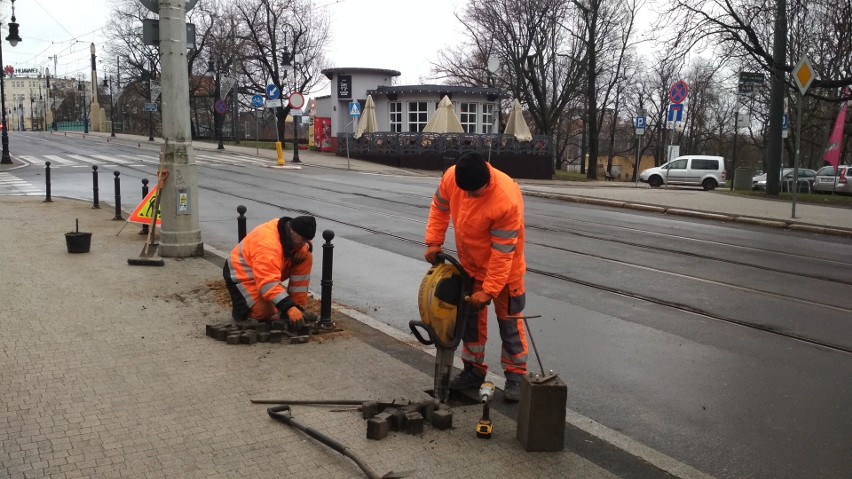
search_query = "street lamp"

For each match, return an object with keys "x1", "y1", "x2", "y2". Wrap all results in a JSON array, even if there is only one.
[
  {"x1": 0, "y1": 0, "x2": 23, "y2": 164},
  {"x1": 103, "y1": 77, "x2": 115, "y2": 137},
  {"x1": 77, "y1": 78, "x2": 88, "y2": 133},
  {"x1": 29, "y1": 96, "x2": 34, "y2": 131},
  {"x1": 282, "y1": 43, "x2": 302, "y2": 163},
  {"x1": 207, "y1": 57, "x2": 230, "y2": 150}
]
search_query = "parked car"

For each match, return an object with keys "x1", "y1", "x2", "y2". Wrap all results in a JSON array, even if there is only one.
[
  {"x1": 813, "y1": 165, "x2": 852, "y2": 195},
  {"x1": 751, "y1": 168, "x2": 817, "y2": 192},
  {"x1": 638, "y1": 155, "x2": 727, "y2": 190}
]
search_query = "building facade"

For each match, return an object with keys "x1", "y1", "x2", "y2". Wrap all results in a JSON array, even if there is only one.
[{"x1": 2, "y1": 73, "x2": 89, "y2": 131}]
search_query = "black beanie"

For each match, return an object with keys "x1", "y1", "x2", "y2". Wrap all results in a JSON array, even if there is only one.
[
  {"x1": 454, "y1": 152, "x2": 490, "y2": 191},
  {"x1": 288, "y1": 216, "x2": 316, "y2": 240}
]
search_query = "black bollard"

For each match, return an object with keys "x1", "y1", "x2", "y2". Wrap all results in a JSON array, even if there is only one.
[
  {"x1": 91, "y1": 165, "x2": 100, "y2": 209},
  {"x1": 319, "y1": 229, "x2": 335, "y2": 326},
  {"x1": 44, "y1": 161, "x2": 52, "y2": 203},
  {"x1": 237, "y1": 205, "x2": 247, "y2": 242},
  {"x1": 113, "y1": 171, "x2": 122, "y2": 220},
  {"x1": 140, "y1": 179, "x2": 149, "y2": 235}
]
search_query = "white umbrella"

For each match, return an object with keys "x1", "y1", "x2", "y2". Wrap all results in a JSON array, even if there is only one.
[
  {"x1": 354, "y1": 95, "x2": 378, "y2": 139},
  {"x1": 423, "y1": 95, "x2": 464, "y2": 133},
  {"x1": 503, "y1": 99, "x2": 532, "y2": 142}
]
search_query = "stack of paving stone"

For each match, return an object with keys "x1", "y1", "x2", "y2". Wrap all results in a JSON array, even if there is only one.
[
  {"x1": 361, "y1": 399, "x2": 453, "y2": 440},
  {"x1": 206, "y1": 320, "x2": 288, "y2": 345}
]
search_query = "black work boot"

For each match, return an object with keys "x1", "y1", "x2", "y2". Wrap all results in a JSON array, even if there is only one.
[
  {"x1": 448, "y1": 366, "x2": 486, "y2": 391},
  {"x1": 503, "y1": 374, "x2": 522, "y2": 403}
]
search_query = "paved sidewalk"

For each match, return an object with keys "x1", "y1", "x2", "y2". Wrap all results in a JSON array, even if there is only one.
[{"x1": 1, "y1": 197, "x2": 632, "y2": 479}]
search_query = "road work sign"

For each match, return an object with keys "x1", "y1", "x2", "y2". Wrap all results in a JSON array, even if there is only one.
[{"x1": 128, "y1": 186, "x2": 161, "y2": 226}]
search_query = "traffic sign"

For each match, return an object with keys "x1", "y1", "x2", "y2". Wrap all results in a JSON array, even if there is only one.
[
  {"x1": 289, "y1": 92, "x2": 305, "y2": 109},
  {"x1": 634, "y1": 116, "x2": 646, "y2": 136},
  {"x1": 266, "y1": 99, "x2": 282, "y2": 108},
  {"x1": 128, "y1": 186, "x2": 161, "y2": 226},
  {"x1": 782, "y1": 113, "x2": 789, "y2": 138},
  {"x1": 266, "y1": 84, "x2": 281, "y2": 100},
  {"x1": 144, "y1": 103, "x2": 158, "y2": 112},
  {"x1": 214, "y1": 99, "x2": 226, "y2": 114},
  {"x1": 792, "y1": 56, "x2": 815, "y2": 95},
  {"x1": 349, "y1": 102, "x2": 361, "y2": 118},
  {"x1": 669, "y1": 81, "x2": 689, "y2": 105},
  {"x1": 667, "y1": 104, "x2": 684, "y2": 122},
  {"x1": 251, "y1": 94, "x2": 264, "y2": 108},
  {"x1": 738, "y1": 71, "x2": 765, "y2": 96}
]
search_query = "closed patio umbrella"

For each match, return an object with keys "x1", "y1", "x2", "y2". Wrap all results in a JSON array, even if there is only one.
[
  {"x1": 354, "y1": 95, "x2": 378, "y2": 139},
  {"x1": 503, "y1": 99, "x2": 532, "y2": 142},
  {"x1": 423, "y1": 95, "x2": 464, "y2": 133}
]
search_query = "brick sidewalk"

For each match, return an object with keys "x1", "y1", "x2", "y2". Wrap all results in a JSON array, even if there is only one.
[{"x1": 0, "y1": 197, "x2": 614, "y2": 479}]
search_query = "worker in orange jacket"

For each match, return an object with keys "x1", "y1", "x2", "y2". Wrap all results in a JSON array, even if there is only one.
[
  {"x1": 424, "y1": 152, "x2": 528, "y2": 402},
  {"x1": 223, "y1": 216, "x2": 316, "y2": 329}
]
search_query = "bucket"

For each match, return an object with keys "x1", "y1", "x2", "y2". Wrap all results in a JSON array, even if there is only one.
[
  {"x1": 65, "y1": 232, "x2": 92, "y2": 253},
  {"x1": 65, "y1": 218, "x2": 92, "y2": 253}
]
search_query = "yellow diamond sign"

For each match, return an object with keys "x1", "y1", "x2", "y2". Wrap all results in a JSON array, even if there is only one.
[{"x1": 792, "y1": 56, "x2": 815, "y2": 95}]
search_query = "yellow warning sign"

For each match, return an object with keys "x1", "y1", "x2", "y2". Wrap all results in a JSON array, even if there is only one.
[
  {"x1": 128, "y1": 185, "x2": 162, "y2": 225},
  {"x1": 792, "y1": 56, "x2": 815, "y2": 95}
]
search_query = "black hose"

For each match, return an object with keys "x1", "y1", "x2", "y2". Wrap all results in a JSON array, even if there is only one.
[{"x1": 252, "y1": 399, "x2": 367, "y2": 405}]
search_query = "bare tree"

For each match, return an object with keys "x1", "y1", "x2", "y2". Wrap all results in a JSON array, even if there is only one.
[{"x1": 235, "y1": 0, "x2": 331, "y2": 142}]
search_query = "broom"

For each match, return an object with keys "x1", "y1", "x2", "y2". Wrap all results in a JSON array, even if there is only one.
[{"x1": 128, "y1": 140, "x2": 169, "y2": 266}]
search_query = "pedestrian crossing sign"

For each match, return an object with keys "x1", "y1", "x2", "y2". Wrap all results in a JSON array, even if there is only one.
[
  {"x1": 128, "y1": 185, "x2": 162, "y2": 225},
  {"x1": 349, "y1": 102, "x2": 361, "y2": 118}
]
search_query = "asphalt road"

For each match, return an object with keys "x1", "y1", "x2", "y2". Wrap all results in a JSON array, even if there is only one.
[{"x1": 6, "y1": 133, "x2": 852, "y2": 479}]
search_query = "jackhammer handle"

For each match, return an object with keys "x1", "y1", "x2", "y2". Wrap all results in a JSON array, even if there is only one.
[{"x1": 408, "y1": 320, "x2": 435, "y2": 346}]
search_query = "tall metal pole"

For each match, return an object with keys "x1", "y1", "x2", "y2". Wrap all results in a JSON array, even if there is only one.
[
  {"x1": 0, "y1": 36, "x2": 10, "y2": 164},
  {"x1": 148, "y1": 59, "x2": 154, "y2": 141},
  {"x1": 215, "y1": 62, "x2": 224, "y2": 150},
  {"x1": 109, "y1": 77, "x2": 115, "y2": 137},
  {"x1": 791, "y1": 92, "x2": 804, "y2": 218}
]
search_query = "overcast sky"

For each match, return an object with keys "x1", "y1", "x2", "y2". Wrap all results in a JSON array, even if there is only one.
[{"x1": 1, "y1": 0, "x2": 467, "y2": 97}]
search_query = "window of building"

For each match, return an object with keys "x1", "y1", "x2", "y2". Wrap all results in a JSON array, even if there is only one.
[
  {"x1": 481, "y1": 104, "x2": 496, "y2": 134},
  {"x1": 459, "y1": 102, "x2": 477, "y2": 133},
  {"x1": 408, "y1": 101, "x2": 428, "y2": 132},
  {"x1": 389, "y1": 102, "x2": 402, "y2": 132}
]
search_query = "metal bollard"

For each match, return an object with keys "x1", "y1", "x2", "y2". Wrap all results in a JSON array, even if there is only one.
[
  {"x1": 140, "y1": 178, "x2": 149, "y2": 235},
  {"x1": 319, "y1": 229, "x2": 335, "y2": 326},
  {"x1": 237, "y1": 205, "x2": 247, "y2": 242},
  {"x1": 91, "y1": 165, "x2": 100, "y2": 209},
  {"x1": 44, "y1": 161, "x2": 52, "y2": 203},
  {"x1": 113, "y1": 171, "x2": 122, "y2": 220}
]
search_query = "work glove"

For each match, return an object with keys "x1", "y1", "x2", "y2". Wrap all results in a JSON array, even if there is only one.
[
  {"x1": 424, "y1": 245, "x2": 443, "y2": 264},
  {"x1": 467, "y1": 291, "x2": 492, "y2": 309},
  {"x1": 286, "y1": 306, "x2": 305, "y2": 329}
]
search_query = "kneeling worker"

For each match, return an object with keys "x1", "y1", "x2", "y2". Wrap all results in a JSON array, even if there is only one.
[{"x1": 223, "y1": 215, "x2": 316, "y2": 329}]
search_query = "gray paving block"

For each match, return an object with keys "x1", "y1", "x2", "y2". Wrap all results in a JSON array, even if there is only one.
[
  {"x1": 432, "y1": 409, "x2": 453, "y2": 430},
  {"x1": 366, "y1": 417, "x2": 390, "y2": 440}
]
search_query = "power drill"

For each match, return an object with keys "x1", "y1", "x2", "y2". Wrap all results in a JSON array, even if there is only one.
[{"x1": 476, "y1": 382, "x2": 495, "y2": 439}]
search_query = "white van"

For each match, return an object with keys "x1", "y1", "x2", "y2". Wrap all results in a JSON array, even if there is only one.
[{"x1": 639, "y1": 155, "x2": 727, "y2": 191}]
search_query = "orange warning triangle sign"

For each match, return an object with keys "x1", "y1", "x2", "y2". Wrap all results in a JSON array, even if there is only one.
[{"x1": 128, "y1": 185, "x2": 162, "y2": 225}]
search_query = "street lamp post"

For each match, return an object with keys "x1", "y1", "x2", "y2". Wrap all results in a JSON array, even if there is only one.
[
  {"x1": 0, "y1": 0, "x2": 22, "y2": 164},
  {"x1": 207, "y1": 57, "x2": 228, "y2": 150},
  {"x1": 78, "y1": 79, "x2": 88, "y2": 133},
  {"x1": 103, "y1": 77, "x2": 115, "y2": 137},
  {"x1": 29, "y1": 97, "x2": 33, "y2": 131}
]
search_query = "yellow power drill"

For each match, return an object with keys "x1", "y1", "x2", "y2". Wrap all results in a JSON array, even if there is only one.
[{"x1": 476, "y1": 382, "x2": 495, "y2": 439}]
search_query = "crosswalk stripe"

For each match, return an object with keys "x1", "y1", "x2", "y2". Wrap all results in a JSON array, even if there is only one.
[
  {"x1": 18, "y1": 155, "x2": 44, "y2": 166},
  {"x1": 0, "y1": 172, "x2": 41, "y2": 194},
  {"x1": 44, "y1": 154, "x2": 75, "y2": 165},
  {"x1": 67, "y1": 154, "x2": 101, "y2": 165},
  {"x1": 90, "y1": 154, "x2": 131, "y2": 165}
]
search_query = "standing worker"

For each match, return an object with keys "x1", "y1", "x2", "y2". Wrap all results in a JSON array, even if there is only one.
[
  {"x1": 224, "y1": 216, "x2": 316, "y2": 329},
  {"x1": 424, "y1": 152, "x2": 528, "y2": 402}
]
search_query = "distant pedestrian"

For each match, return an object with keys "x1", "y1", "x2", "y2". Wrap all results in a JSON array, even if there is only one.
[
  {"x1": 223, "y1": 216, "x2": 316, "y2": 329},
  {"x1": 424, "y1": 152, "x2": 529, "y2": 402}
]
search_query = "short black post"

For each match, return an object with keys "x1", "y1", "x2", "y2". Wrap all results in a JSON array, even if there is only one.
[
  {"x1": 113, "y1": 171, "x2": 122, "y2": 220},
  {"x1": 91, "y1": 165, "x2": 100, "y2": 209},
  {"x1": 140, "y1": 178, "x2": 149, "y2": 235},
  {"x1": 319, "y1": 229, "x2": 335, "y2": 326},
  {"x1": 44, "y1": 161, "x2": 52, "y2": 203},
  {"x1": 237, "y1": 205, "x2": 247, "y2": 242}
]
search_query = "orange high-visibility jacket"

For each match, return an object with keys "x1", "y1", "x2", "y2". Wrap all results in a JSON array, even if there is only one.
[
  {"x1": 425, "y1": 163, "x2": 526, "y2": 298},
  {"x1": 226, "y1": 219, "x2": 312, "y2": 310}
]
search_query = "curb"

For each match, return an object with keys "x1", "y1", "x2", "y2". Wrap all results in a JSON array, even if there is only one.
[{"x1": 522, "y1": 190, "x2": 852, "y2": 238}]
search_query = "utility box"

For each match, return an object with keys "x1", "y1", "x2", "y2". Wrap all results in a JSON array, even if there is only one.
[
  {"x1": 516, "y1": 373, "x2": 567, "y2": 452},
  {"x1": 734, "y1": 167, "x2": 753, "y2": 190}
]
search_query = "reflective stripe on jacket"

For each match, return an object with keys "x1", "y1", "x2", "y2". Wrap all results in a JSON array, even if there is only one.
[
  {"x1": 226, "y1": 218, "x2": 313, "y2": 308},
  {"x1": 425, "y1": 163, "x2": 526, "y2": 298}
]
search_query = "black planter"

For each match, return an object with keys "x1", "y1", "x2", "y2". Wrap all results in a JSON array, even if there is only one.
[{"x1": 65, "y1": 232, "x2": 92, "y2": 254}]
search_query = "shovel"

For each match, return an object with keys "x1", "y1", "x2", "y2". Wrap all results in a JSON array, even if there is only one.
[
  {"x1": 129, "y1": 142, "x2": 169, "y2": 266},
  {"x1": 267, "y1": 405, "x2": 413, "y2": 479}
]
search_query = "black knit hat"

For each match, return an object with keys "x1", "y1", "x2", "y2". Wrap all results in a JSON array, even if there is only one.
[
  {"x1": 454, "y1": 152, "x2": 490, "y2": 191},
  {"x1": 288, "y1": 216, "x2": 316, "y2": 240}
]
